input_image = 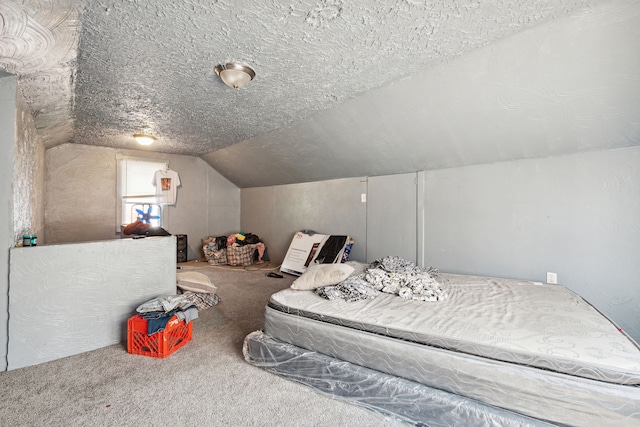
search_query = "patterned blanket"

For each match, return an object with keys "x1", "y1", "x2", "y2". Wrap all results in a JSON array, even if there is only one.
[{"x1": 315, "y1": 256, "x2": 447, "y2": 302}]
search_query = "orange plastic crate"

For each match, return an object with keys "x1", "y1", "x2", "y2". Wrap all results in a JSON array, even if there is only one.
[{"x1": 127, "y1": 314, "x2": 192, "y2": 358}]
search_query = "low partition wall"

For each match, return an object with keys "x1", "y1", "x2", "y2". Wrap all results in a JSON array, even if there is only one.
[{"x1": 8, "y1": 236, "x2": 177, "y2": 370}]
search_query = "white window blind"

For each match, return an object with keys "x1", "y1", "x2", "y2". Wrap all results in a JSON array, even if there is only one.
[{"x1": 117, "y1": 159, "x2": 168, "y2": 229}]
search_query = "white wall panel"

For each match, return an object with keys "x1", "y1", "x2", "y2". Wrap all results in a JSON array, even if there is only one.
[
  {"x1": 241, "y1": 177, "x2": 367, "y2": 263},
  {"x1": 45, "y1": 144, "x2": 240, "y2": 259},
  {"x1": 8, "y1": 237, "x2": 176, "y2": 370},
  {"x1": 0, "y1": 72, "x2": 17, "y2": 371},
  {"x1": 240, "y1": 148, "x2": 640, "y2": 344},
  {"x1": 366, "y1": 173, "x2": 417, "y2": 263},
  {"x1": 421, "y1": 148, "x2": 640, "y2": 343}
]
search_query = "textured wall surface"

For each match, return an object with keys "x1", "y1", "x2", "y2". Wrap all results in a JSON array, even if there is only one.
[
  {"x1": 241, "y1": 146, "x2": 640, "y2": 343},
  {"x1": 45, "y1": 143, "x2": 240, "y2": 258},
  {"x1": 0, "y1": 73, "x2": 46, "y2": 370},
  {"x1": 421, "y1": 147, "x2": 640, "y2": 343},
  {"x1": 0, "y1": 72, "x2": 16, "y2": 371},
  {"x1": 241, "y1": 177, "x2": 367, "y2": 263},
  {"x1": 14, "y1": 87, "x2": 45, "y2": 244},
  {"x1": 45, "y1": 144, "x2": 117, "y2": 243},
  {"x1": 366, "y1": 173, "x2": 417, "y2": 263},
  {"x1": 8, "y1": 237, "x2": 176, "y2": 370}
]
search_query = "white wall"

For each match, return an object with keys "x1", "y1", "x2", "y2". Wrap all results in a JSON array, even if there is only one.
[
  {"x1": 0, "y1": 72, "x2": 47, "y2": 370},
  {"x1": 14, "y1": 87, "x2": 45, "y2": 245},
  {"x1": 241, "y1": 177, "x2": 368, "y2": 263},
  {"x1": 366, "y1": 173, "x2": 417, "y2": 263},
  {"x1": 240, "y1": 147, "x2": 640, "y2": 344},
  {"x1": 45, "y1": 144, "x2": 241, "y2": 259},
  {"x1": 421, "y1": 147, "x2": 640, "y2": 343},
  {"x1": 8, "y1": 237, "x2": 176, "y2": 370},
  {"x1": 0, "y1": 72, "x2": 16, "y2": 371}
]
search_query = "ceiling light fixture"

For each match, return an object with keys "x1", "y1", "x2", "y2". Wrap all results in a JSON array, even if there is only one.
[
  {"x1": 214, "y1": 62, "x2": 256, "y2": 89},
  {"x1": 133, "y1": 133, "x2": 156, "y2": 146}
]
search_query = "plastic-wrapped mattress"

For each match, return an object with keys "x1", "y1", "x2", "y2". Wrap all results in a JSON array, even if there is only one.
[
  {"x1": 244, "y1": 274, "x2": 640, "y2": 426},
  {"x1": 244, "y1": 331, "x2": 555, "y2": 426}
]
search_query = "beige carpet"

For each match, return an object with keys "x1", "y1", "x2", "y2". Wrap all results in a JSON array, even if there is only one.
[{"x1": 0, "y1": 264, "x2": 395, "y2": 426}]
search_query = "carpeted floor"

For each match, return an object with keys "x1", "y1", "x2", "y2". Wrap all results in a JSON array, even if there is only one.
[{"x1": 0, "y1": 263, "x2": 395, "y2": 426}]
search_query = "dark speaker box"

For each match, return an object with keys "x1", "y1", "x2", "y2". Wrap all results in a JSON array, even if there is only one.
[{"x1": 176, "y1": 235, "x2": 187, "y2": 262}]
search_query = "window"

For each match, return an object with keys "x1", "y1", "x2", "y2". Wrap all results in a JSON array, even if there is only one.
[{"x1": 117, "y1": 158, "x2": 167, "y2": 230}]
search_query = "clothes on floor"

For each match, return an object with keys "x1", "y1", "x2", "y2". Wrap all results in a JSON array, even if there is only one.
[{"x1": 181, "y1": 291, "x2": 220, "y2": 311}]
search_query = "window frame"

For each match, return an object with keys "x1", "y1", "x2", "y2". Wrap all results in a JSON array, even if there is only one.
[{"x1": 115, "y1": 156, "x2": 169, "y2": 233}]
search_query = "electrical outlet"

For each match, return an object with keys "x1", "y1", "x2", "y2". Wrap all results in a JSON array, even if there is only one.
[
  {"x1": 546, "y1": 272, "x2": 558, "y2": 284},
  {"x1": 361, "y1": 193, "x2": 367, "y2": 203}
]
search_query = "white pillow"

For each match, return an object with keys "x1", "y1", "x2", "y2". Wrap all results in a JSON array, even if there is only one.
[
  {"x1": 291, "y1": 263, "x2": 355, "y2": 290},
  {"x1": 176, "y1": 271, "x2": 218, "y2": 294}
]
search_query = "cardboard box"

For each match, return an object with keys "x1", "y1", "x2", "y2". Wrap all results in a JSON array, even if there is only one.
[{"x1": 280, "y1": 231, "x2": 353, "y2": 276}]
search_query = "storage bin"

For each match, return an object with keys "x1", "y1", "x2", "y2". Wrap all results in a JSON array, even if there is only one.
[{"x1": 127, "y1": 314, "x2": 192, "y2": 358}]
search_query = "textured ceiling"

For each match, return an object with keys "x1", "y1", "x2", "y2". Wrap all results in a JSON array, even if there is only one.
[
  {"x1": 4, "y1": 0, "x2": 638, "y2": 187},
  {"x1": 0, "y1": 0, "x2": 81, "y2": 147},
  {"x1": 2, "y1": 1, "x2": 602, "y2": 150}
]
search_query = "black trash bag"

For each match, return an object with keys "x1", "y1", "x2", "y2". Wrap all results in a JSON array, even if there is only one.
[
  {"x1": 145, "y1": 227, "x2": 171, "y2": 236},
  {"x1": 244, "y1": 233, "x2": 260, "y2": 245}
]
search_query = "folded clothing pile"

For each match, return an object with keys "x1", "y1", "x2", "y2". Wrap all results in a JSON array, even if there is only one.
[{"x1": 136, "y1": 294, "x2": 198, "y2": 336}]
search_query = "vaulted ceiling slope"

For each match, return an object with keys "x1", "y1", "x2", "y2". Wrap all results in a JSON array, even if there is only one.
[{"x1": 1, "y1": 0, "x2": 639, "y2": 188}]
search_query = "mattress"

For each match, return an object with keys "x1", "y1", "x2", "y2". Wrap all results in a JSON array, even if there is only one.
[
  {"x1": 250, "y1": 273, "x2": 640, "y2": 426},
  {"x1": 244, "y1": 331, "x2": 555, "y2": 427}
]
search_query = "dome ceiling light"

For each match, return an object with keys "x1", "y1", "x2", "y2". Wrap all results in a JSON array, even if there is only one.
[
  {"x1": 133, "y1": 133, "x2": 156, "y2": 146},
  {"x1": 214, "y1": 62, "x2": 256, "y2": 89}
]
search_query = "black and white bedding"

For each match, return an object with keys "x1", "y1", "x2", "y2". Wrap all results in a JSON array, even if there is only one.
[
  {"x1": 244, "y1": 260, "x2": 640, "y2": 426},
  {"x1": 316, "y1": 256, "x2": 446, "y2": 302}
]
